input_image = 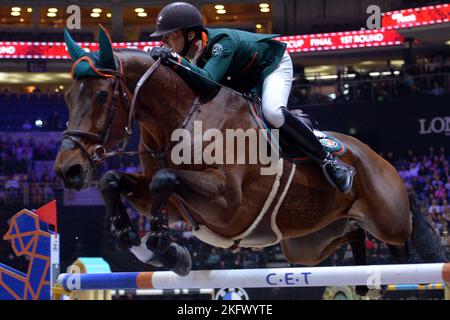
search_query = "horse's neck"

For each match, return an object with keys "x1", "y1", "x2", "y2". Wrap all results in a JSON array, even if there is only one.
[
  {"x1": 141, "y1": 66, "x2": 197, "y2": 137},
  {"x1": 121, "y1": 52, "x2": 198, "y2": 160}
]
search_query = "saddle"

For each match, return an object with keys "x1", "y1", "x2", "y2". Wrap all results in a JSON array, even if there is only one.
[{"x1": 246, "y1": 97, "x2": 349, "y2": 162}]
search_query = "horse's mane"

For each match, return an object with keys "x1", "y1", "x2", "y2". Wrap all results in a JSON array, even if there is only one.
[
  {"x1": 114, "y1": 48, "x2": 153, "y2": 60},
  {"x1": 114, "y1": 48, "x2": 151, "y2": 59}
]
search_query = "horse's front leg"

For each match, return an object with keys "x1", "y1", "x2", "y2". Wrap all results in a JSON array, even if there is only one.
[
  {"x1": 99, "y1": 170, "x2": 162, "y2": 267},
  {"x1": 145, "y1": 169, "x2": 192, "y2": 276}
]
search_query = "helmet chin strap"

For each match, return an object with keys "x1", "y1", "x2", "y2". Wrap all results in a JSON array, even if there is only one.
[{"x1": 181, "y1": 31, "x2": 192, "y2": 57}]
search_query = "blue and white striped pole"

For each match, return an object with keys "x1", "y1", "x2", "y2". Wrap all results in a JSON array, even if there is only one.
[{"x1": 57, "y1": 263, "x2": 450, "y2": 291}]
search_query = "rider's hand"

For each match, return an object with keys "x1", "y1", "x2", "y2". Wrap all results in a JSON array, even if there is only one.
[{"x1": 149, "y1": 47, "x2": 180, "y2": 65}]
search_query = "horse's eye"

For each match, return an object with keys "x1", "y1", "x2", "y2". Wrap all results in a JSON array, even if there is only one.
[{"x1": 96, "y1": 90, "x2": 109, "y2": 104}]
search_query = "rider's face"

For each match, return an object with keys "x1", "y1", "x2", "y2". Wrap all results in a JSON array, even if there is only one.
[{"x1": 161, "y1": 31, "x2": 185, "y2": 54}]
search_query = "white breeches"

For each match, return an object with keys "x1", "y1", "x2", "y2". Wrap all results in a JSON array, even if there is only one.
[{"x1": 261, "y1": 51, "x2": 293, "y2": 128}]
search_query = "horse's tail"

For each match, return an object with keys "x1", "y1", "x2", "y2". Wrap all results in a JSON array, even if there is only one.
[{"x1": 408, "y1": 192, "x2": 448, "y2": 262}]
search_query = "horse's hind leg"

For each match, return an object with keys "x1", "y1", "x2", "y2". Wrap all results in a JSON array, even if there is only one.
[
  {"x1": 347, "y1": 227, "x2": 371, "y2": 296},
  {"x1": 387, "y1": 243, "x2": 411, "y2": 263},
  {"x1": 328, "y1": 226, "x2": 386, "y2": 299},
  {"x1": 281, "y1": 219, "x2": 363, "y2": 266},
  {"x1": 408, "y1": 193, "x2": 447, "y2": 262},
  {"x1": 371, "y1": 193, "x2": 447, "y2": 264}
]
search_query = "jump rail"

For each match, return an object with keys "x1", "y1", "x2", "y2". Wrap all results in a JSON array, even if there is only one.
[
  {"x1": 111, "y1": 289, "x2": 215, "y2": 297},
  {"x1": 387, "y1": 283, "x2": 446, "y2": 291},
  {"x1": 57, "y1": 263, "x2": 450, "y2": 291}
]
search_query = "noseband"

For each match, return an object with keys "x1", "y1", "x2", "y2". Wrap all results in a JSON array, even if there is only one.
[{"x1": 62, "y1": 57, "x2": 200, "y2": 168}]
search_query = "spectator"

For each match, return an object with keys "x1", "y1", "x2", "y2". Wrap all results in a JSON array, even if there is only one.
[
  {"x1": 41, "y1": 183, "x2": 55, "y2": 203},
  {"x1": 445, "y1": 177, "x2": 450, "y2": 192},
  {"x1": 5, "y1": 175, "x2": 21, "y2": 204},
  {"x1": 400, "y1": 72, "x2": 415, "y2": 95},
  {"x1": 408, "y1": 162, "x2": 420, "y2": 178},
  {"x1": 429, "y1": 82, "x2": 445, "y2": 96},
  {"x1": 230, "y1": 250, "x2": 242, "y2": 269},
  {"x1": 0, "y1": 185, "x2": 5, "y2": 203},
  {"x1": 30, "y1": 183, "x2": 43, "y2": 205},
  {"x1": 125, "y1": 162, "x2": 140, "y2": 174},
  {"x1": 22, "y1": 120, "x2": 32, "y2": 131},
  {"x1": 434, "y1": 186, "x2": 447, "y2": 199},
  {"x1": 27, "y1": 169, "x2": 39, "y2": 183},
  {"x1": 205, "y1": 248, "x2": 221, "y2": 269},
  {"x1": 46, "y1": 111, "x2": 65, "y2": 131},
  {"x1": 22, "y1": 143, "x2": 33, "y2": 173},
  {"x1": 428, "y1": 199, "x2": 442, "y2": 214},
  {"x1": 441, "y1": 229, "x2": 450, "y2": 246},
  {"x1": 442, "y1": 199, "x2": 450, "y2": 216}
]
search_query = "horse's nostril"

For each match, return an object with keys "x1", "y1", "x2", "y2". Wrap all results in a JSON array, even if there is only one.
[{"x1": 65, "y1": 164, "x2": 84, "y2": 181}]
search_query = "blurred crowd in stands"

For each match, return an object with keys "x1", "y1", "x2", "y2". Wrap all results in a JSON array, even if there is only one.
[
  {"x1": 0, "y1": 87, "x2": 67, "y2": 131},
  {"x1": 0, "y1": 134, "x2": 143, "y2": 207},
  {"x1": 1, "y1": 58, "x2": 449, "y2": 131},
  {"x1": 290, "y1": 55, "x2": 450, "y2": 106},
  {"x1": 385, "y1": 147, "x2": 450, "y2": 240},
  {"x1": 0, "y1": 136, "x2": 60, "y2": 206}
]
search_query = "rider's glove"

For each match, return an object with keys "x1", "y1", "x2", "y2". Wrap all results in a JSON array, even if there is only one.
[{"x1": 149, "y1": 47, "x2": 180, "y2": 65}]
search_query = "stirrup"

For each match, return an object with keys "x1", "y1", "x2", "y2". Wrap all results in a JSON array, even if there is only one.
[{"x1": 321, "y1": 155, "x2": 356, "y2": 193}]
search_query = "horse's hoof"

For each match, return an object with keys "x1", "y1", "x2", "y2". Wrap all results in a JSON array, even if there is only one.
[
  {"x1": 356, "y1": 286, "x2": 387, "y2": 300},
  {"x1": 355, "y1": 285, "x2": 369, "y2": 297},
  {"x1": 145, "y1": 232, "x2": 172, "y2": 254},
  {"x1": 129, "y1": 235, "x2": 164, "y2": 267},
  {"x1": 365, "y1": 288, "x2": 385, "y2": 300},
  {"x1": 117, "y1": 228, "x2": 141, "y2": 250},
  {"x1": 147, "y1": 255, "x2": 164, "y2": 268},
  {"x1": 158, "y1": 243, "x2": 192, "y2": 277}
]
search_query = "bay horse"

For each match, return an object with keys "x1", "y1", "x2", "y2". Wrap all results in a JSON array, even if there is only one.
[{"x1": 54, "y1": 28, "x2": 446, "y2": 295}]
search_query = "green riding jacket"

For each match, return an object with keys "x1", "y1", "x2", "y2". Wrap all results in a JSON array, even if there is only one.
[{"x1": 174, "y1": 28, "x2": 287, "y2": 96}]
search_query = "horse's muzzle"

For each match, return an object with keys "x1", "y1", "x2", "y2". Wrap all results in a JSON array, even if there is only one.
[{"x1": 54, "y1": 163, "x2": 88, "y2": 191}]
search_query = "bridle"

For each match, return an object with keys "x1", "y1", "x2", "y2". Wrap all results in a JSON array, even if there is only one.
[{"x1": 62, "y1": 57, "x2": 200, "y2": 168}]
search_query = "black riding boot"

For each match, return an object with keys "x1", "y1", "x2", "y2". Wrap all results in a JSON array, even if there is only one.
[{"x1": 279, "y1": 107, "x2": 355, "y2": 193}]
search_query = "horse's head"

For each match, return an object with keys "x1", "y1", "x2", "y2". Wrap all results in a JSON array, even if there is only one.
[{"x1": 54, "y1": 26, "x2": 132, "y2": 190}]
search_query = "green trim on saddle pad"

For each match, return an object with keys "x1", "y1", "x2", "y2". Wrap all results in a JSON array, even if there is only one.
[{"x1": 282, "y1": 133, "x2": 348, "y2": 163}]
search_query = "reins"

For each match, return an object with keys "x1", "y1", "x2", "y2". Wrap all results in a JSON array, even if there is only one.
[{"x1": 62, "y1": 57, "x2": 201, "y2": 168}]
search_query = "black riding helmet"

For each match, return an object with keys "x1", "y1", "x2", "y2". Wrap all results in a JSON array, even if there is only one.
[{"x1": 150, "y1": 2, "x2": 204, "y2": 37}]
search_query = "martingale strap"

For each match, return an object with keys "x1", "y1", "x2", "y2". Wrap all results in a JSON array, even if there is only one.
[{"x1": 126, "y1": 58, "x2": 162, "y2": 136}]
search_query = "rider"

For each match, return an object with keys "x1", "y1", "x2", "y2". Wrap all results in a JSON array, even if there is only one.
[{"x1": 148, "y1": 2, "x2": 355, "y2": 193}]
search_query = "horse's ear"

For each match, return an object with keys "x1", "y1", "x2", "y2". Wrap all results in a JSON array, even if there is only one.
[
  {"x1": 98, "y1": 24, "x2": 115, "y2": 67},
  {"x1": 64, "y1": 28, "x2": 87, "y2": 61}
]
